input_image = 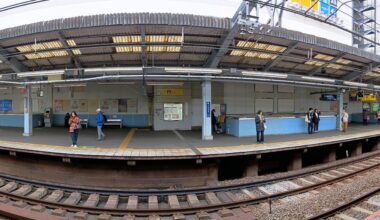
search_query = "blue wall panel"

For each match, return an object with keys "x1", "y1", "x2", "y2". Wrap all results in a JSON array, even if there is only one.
[
  {"x1": 0, "y1": 114, "x2": 43, "y2": 128},
  {"x1": 53, "y1": 114, "x2": 149, "y2": 127},
  {"x1": 227, "y1": 116, "x2": 337, "y2": 137}
]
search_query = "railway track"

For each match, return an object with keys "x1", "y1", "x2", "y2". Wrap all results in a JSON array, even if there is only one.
[{"x1": 0, "y1": 153, "x2": 380, "y2": 219}]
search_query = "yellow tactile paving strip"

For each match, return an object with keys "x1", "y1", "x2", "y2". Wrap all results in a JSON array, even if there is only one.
[{"x1": 0, "y1": 130, "x2": 378, "y2": 158}]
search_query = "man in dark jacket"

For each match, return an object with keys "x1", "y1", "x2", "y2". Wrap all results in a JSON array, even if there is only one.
[
  {"x1": 307, "y1": 108, "x2": 314, "y2": 134},
  {"x1": 255, "y1": 110, "x2": 266, "y2": 143}
]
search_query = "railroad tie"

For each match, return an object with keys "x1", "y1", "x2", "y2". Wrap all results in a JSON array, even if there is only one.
[
  {"x1": 187, "y1": 194, "x2": 201, "y2": 207},
  {"x1": 351, "y1": 206, "x2": 373, "y2": 215},
  {"x1": 218, "y1": 208, "x2": 234, "y2": 218},
  {"x1": 97, "y1": 213, "x2": 112, "y2": 220},
  {"x1": 122, "y1": 214, "x2": 136, "y2": 220},
  {"x1": 168, "y1": 195, "x2": 181, "y2": 209},
  {"x1": 148, "y1": 195, "x2": 158, "y2": 210},
  {"x1": 241, "y1": 189, "x2": 256, "y2": 199},
  {"x1": 104, "y1": 194, "x2": 119, "y2": 209},
  {"x1": 83, "y1": 193, "x2": 99, "y2": 207},
  {"x1": 0, "y1": 182, "x2": 18, "y2": 193},
  {"x1": 196, "y1": 211, "x2": 211, "y2": 220},
  {"x1": 310, "y1": 175, "x2": 326, "y2": 182},
  {"x1": 126, "y1": 195, "x2": 138, "y2": 210},
  {"x1": 28, "y1": 187, "x2": 48, "y2": 200},
  {"x1": 205, "y1": 192, "x2": 222, "y2": 205},
  {"x1": 44, "y1": 190, "x2": 64, "y2": 203},
  {"x1": 320, "y1": 172, "x2": 337, "y2": 179},
  {"x1": 336, "y1": 213, "x2": 359, "y2": 220},
  {"x1": 74, "y1": 211, "x2": 88, "y2": 220},
  {"x1": 172, "y1": 213, "x2": 185, "y2": 220},
  {"x1": 12, "y1": 184, "x2": 32, "y2": 196},
  {"x1": 298, "y1": 178, "x2": 315, "y2": 185},
  {"x1": 225, "y1": 191, "x2": 240, "y2": 202},
  {"x1": 148, "y1": 215, "x2": 160, "y2": 220},
  {"x1": 63, "y1": 192, "x2": 81, "y2": 205}
]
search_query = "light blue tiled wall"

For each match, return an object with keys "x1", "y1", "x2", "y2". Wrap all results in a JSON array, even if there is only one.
[
  {"x1": 52, "y1": 114, "x2": 149, "y2": 127},
  {"x1": 226, "y1": 116, "x2": 337, "y2": 137},
  {"x1": 0, "y1": 114, "x2": 43, "y2": 128}
]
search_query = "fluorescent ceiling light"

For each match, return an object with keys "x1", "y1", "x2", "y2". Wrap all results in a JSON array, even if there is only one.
[
  {"x1": 314, "y1": 54, "x2": 334, "y2": 61},
  {"x1": 115, "y1": 46, "x2": 142, "y2": 53},
  {"x1": 85, "y1": 67, "x2": 143, "y2": 73},
  {"x1": 327, "y1": 64, "x2": 342, "y2": 69},
  {"x1": 236, "y1": 41, "x2": 286, "y2": 52},
  {"x1": 146, "y1": 46, "x2": 181, "y2": 52},
  {"x1": 113, "y1": 36, "x2": 141, "y2": 43},
  {"x1": 97, "y1": 82, "x2": 136, "y2": 85},
  {"x1": 17, "y1": 70, "x2": 65, "y2": 78},
  {"x1": 305, "y1": 60, "x2": 325, "y2": 66},
  {"x1": 24, "y1": 50, "x2": 69, "y2": 60},
  {"x1": 343, "y1": 81, "x2": 368, "y2": 87},
  {"x1": 146, "y1": 82, "x2": 183, "y2": 86},
  {"x1": 336, "y1": 58, "x2": 352, "y2": 65},
  {"x1": 54, "y1": 83, "x2": 86, "y2": 88},
  {"x1": 17, "y1": 41, "x2": 63, "y2": 52},
  {"x1": 301, "y1": 76, "x2": 335, "y2": 83},
  {"x1": 72, "y1": 49, "x2": 81, "y2": 55},
  {"x1": 242, "y1": 71, "x2": 288, "y2": 78},
  {"x1": 165, "y1": 67, "x2": 222, "y2": 74},
  {"x1": 365, "y1": 72, "x2": 380, "y2": 77},
  {"x1": 145, "y1": 35, "x2": 182, "y2": 43}
]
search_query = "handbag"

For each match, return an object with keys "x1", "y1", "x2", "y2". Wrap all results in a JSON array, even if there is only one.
[{"x1": 76, "y1": 123, "x2": 82, "y2": 129}]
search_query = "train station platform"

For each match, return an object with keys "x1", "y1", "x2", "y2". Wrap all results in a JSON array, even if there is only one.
[{"x1": 0, "y1": 124, "x2": 378, "y2": 160}]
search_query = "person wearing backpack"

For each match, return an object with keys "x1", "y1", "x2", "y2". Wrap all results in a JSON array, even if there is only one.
[
  {"x1": 96, "y1": 108, "x2": 106, "y2": 140},
  {"x1": 68, "y1": 111, "x2": 80, "y2": 147},
  {"x1": 306, "y1": 108, "x2": 314, "y2": 134}
]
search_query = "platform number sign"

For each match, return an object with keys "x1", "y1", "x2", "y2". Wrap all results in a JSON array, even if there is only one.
[{"x1": 206, "y1": 101, "x2": 211, "y2": 118}]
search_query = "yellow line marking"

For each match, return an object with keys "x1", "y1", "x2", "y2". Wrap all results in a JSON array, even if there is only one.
[{"x1": 118, "y1": 128, "x2": 137, "y2": 151}]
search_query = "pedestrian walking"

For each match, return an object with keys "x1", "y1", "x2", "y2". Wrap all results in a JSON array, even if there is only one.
[
  {"x1": 306, "y1": 108, "x2": 314, "y2": 134},
  {"x1": 211, "y1": 109, "x2": 218, "y2": 133},
  {"x1": 68, "y1": 111, "x2": 80, "y2": 147},
  {"x1": 376, "y1": 110, "x2": 380, "y2": 124},
  {"x1": 342, "y1": 109, "x2": 349, "y2": 132},
  {"x1": 255, "y1": 110, "x2": 266, "y2": 143},
  {"x1": 96, "y1": 108, "x2": 106, "y2": 140}
]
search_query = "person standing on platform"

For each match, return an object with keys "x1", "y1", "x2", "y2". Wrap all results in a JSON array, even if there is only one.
[
  {"x1": 68, "y1": 111, "x2": 80, "y2": 147},
  {"x1": 96, "y1": 108, "x2": 106, "y2": 140},
  {"x1": 255, "y1": 110, "x2": 266, "y2": 143},
  {"x1": 64, "y1": 112, "x2": 70, "y2": 128},
  {"x1": 342, "y1": 109, "x2": 349, "y2": 132},
  {"x1": 306, "y1": 108, "x2": 314, "y2": 134},
  {"x1": 377, "y1": 110, "x2": 380, "y2": 124},
  {"x1": 211, "y1": 109, "x2": 217, "y2": 133},
  {"x1": 363, "y1": 109, "x2": 369, "y2": 126},
  {"x1": 313, "y1": 108, "x2": 320, "y2": 132}
]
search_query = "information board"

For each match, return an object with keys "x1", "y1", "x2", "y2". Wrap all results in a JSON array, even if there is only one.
[
  {"x1": 164, "y1": 103, "x2": 183, "y2": 121},
  {"x1": 372, "y1": 103, "x2": 380, "y2": 113},
  {"x1": 0, "y1": 100, "x2": 12, "y2": 112}
]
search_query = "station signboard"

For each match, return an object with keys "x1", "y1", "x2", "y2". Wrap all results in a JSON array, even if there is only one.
[{"x1": 292, "y1": 0, "x2": 337, "y2": 17}]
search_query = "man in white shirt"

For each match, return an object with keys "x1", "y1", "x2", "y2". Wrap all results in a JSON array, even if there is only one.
[{"x1": 342, "y1": 109, "x2": 349, "y2": 132}]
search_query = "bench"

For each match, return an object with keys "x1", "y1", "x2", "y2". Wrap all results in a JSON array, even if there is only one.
[
  {"x1": 80, "y1": 119, "x2": 88, "y2": 128},
  {"x1": 104, "y1": 119, "x2": 123, "y2": 128}
]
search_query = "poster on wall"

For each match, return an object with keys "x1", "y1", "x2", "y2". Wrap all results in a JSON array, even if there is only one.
[
  {"x1": 55, "y1": 100, "x2": 64, "y2": 112},
  {"x1": 118, "y1": 99, "x2": 128, "y2": 112},
  {"x1": 349, "y1": 91, "x2": 358, "y2": 101},
  {"x1": 329, "y1": 101, "x2": 338, "y2": 112},
  {"x1": 127, "y1": 99, "x2": 137, "y2": 113},
  {"x1": 71, "y1": 100, "x2": 88, "y2": 112},
  {"x1": 372, "y1": 103, "x2": 380, "y2": 113},
  {"x1": 101, "y1": 99, "x2": 118, "y2": 113},
  {"x1": 363, "y1": 102, "x2": 370, "y2": 111},
  {"x1": 0, "y1": 100, "x2": 12, "y2": 112},
  {"x1": 164, "y1": 103, "x2": 183, "y2": 121}
]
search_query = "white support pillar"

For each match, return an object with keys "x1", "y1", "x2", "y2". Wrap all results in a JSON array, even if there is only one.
[
  {"x1": 202, "y1": 80, "x2": 213, "y2": 140},
  {"x1": 337, "y1": 90, "x2": 344, "y2": 131},
  {"x1": 23, "y1": 85, "x2": 33, "y2": 136}
]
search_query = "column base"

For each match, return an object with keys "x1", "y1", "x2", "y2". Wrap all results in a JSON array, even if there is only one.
[
  {"x1": 202, "y1": 136, "x2": 213, "y2": 141},
  {"x1": 23, "y1": 133, "x2": 32, "y2": 137}
]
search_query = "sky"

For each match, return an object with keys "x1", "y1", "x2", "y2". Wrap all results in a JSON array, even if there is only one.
[{"x1": 0, "y1": 0, "x2": 241, "y2": 30}]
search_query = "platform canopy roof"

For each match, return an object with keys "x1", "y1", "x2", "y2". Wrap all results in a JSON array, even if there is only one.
[{"x1": 0, "y1": 13, "x2": 380, "y2": 85}]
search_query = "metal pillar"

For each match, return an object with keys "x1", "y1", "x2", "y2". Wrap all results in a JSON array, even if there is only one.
[
  {"x1": 23, "y1": 85, "x2": 33, "y2": 136},
  {"x1": 337, "y1": 90, "x2": 344, "y2": 131},
  {"x1": 202, "y1": 80, "x2": 213, "y2": 140}
]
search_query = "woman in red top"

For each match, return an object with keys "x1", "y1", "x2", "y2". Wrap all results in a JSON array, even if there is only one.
[{"x1": 68, "y1": 111, "x2": 80, "y2": 147}]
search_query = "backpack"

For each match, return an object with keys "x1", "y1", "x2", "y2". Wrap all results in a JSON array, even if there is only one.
[{"x1": 103, "y1": 114, "x2": 107, "y2": 123}]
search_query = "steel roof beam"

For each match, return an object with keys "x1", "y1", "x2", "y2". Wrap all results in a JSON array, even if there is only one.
[
  {"x1": 340, "y1": 63, "x2": 380, "y2": 81},
  {"x1": 308, "y1": 52, "x2": 345, "y2": 76},
  {"x1": 57, "y1": 32, "x2": 82, "y2": 69},
  {"x1": 204, "y1": 1, "x2": 255, "y2": 68},
  {"x1": 263, "y1": 41, "x2": 299, "y2": 71},
  {"x1": 0, "y1": 47, "x2": 28, "y2": 72}
]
